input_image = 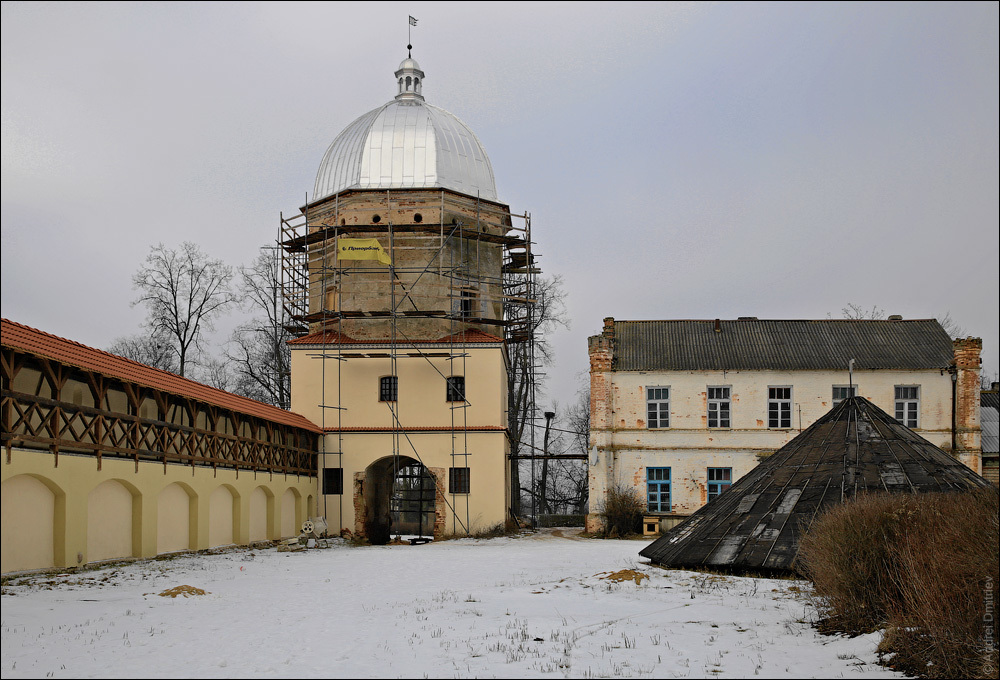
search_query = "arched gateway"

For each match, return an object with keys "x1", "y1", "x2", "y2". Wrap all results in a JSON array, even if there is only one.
[{"x1": 357, "y1": 456, "x2": 443, "y2": 544}]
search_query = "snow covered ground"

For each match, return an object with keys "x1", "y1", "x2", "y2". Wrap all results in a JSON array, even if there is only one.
[{"x1": 1, "y1": 529, "x2": 904, "y2": 679}]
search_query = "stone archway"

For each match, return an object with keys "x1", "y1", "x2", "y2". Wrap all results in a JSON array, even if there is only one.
[{"x1": 355, "y1": 456, "x2": 444, "y2": 545}]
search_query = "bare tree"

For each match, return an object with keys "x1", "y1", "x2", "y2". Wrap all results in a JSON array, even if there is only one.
[
  {"x1": 840, "y1": 303, "x2": 886, "y2": 320},
  {"x1": 934, "y1": 311, "x2": 966, "y2": 339},
  {"x1": 202, "y1": 356, "x2": 237, "y2": 393},
  {"x1": 107, "y1": 331, "x2": 178, "y2": 373},
  {"x1": 838, "y1": 302, "x2": 966, "y2": 339},
  {"x1": 506, "y1": 275, "x2": 568, "y2": 519},
  {"x1": 521, "y1": 391, "x2": 590, "y2": 518},
  {"x1": 564, "y1": 387, "x2": 590, "y2": 514},
  {"x1": 132, "y1": 242, "x2": 235, "y2": 378},
  {"x1": 225, "y1": 248, "x2": 291, "y2": 409}
]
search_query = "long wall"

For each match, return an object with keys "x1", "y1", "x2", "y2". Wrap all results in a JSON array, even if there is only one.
[{"x1": 2, "y1": 449, "x2": 316, "y2": 574}]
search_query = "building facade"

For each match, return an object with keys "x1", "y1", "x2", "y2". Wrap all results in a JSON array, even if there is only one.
[{"x1": 586, "y1": 317, "x2": 983, "y2": 533}]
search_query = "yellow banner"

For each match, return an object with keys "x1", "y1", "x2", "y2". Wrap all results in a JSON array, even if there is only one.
[{"x1": 337, "y1": 238, "x2": 391, "y2": 265}]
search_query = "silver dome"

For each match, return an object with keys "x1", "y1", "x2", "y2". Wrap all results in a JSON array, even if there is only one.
[{"x1": 312, "y1": 58, "x2": 498, "y2": 203}]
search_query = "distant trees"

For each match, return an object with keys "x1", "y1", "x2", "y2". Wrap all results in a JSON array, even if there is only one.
[
  {"x1": 106, "y1": 331, "x2": 178, "y2": 373},
  {"x1": 506, "y1": 275, "x2": 568, "y2": 518},
  {"x1": 130, "y1": 242, "x2": 236, "y2": 378},
  {"x1": 224, "y1": 249, "x2": 291, "y2": 409},
  {"x1": 838, "y1": 302, "x2": 966, "y2": 339}
]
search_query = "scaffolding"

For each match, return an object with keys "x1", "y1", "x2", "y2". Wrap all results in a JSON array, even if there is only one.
[{"x1": 279, "y1": 189, "x2": 539, "y2": 538}]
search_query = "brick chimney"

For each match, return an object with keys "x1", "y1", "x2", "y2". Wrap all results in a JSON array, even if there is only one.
[
  {"x1": 588, "y1": 318, "x2": 615, "y2": 431},
  {"x1": 952, "y1": 337, "x2": 982, "y2": 470}
]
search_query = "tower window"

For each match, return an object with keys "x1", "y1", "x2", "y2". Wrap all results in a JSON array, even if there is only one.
[
  {"x1": 413, "y1": 213, "x2": 423, "y2": 223},
  {"x1": 446, "y1": 376, "x2": 465, "y2": 402},
  {"x1": 372, "y1": 214, "x2": 381, "y2": 223},
  {"x1": 323, "y1": 468, "x2": 343, "y2": 495},
  {"x1": 379, "y1": 376, "x2": 398, "y2": 402},
  {"x1": 449, "y1": 467, "x2": 470, "y2": 494}
]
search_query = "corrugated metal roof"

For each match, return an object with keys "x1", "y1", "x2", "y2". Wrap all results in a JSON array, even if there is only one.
[
  {"x1": 638, "y1": 396, "x2": 992, "y2": 572},
  {"x1": 982, "y1": 391, "x2": 999, "y2": 411},
  {"x1": 611, "y1": 319, "x2": 953, "y2": 371},
  {"x1": 2, "y1": 319, "x2": 320, "y2": 432},
  {"x1": 983, "y1": 391, "x2": 999, "y2": 455}
]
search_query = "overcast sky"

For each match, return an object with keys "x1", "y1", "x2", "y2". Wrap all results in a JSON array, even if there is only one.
[{"x1": 3, "y1": 1, "x2": 998, "y2": 410}]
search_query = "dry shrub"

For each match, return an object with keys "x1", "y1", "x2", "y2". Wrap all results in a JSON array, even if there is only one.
[
  {"x1": 798, "y1": 488, "x2": 999, "y2": 679},
  {"x1": 796, "y1": 493, "x2": 911, "y2": 632},
  {"x1": 598, "y1": 484, "x2": 644, "y2": 537}
]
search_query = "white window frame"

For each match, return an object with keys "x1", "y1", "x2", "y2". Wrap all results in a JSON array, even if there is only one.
[
  {"x1": 895, "y1": 385, "x2": 920, "y2": 428},
  {"x1": 832, "y1": 384, "x2": 857, "y2": 405},
  {"x1": 646, "y1": 386, "x2": 670, "y2": 429},
  {"x1": 768, "y1": 386, "x2": 792, "y2": 429},
  {"x1": 707, "y1": 386, "x2": 731, "y2": 428}
]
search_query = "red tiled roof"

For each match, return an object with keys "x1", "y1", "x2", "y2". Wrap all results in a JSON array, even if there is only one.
[
  {"x1": 289, "y1": 328, "x2": 503, "y2": 345},
  {"x1": 1, "y1": 319, "x2": 320, "y2": 433},
  {"x1": 322, "y1": 426, "x2": 506, "y2": 433}
]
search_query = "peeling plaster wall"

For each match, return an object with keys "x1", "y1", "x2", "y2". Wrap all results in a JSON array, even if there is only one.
[{"x1": 587, "y1": 364, "x2": 974, "y2": 531}]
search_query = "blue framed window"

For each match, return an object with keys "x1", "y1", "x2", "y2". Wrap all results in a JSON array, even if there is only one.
[
  {"x1": 707, "y1": 467, "x2": 731, "y2": 501},
  {"x1": 647, "y1": 467, "x2": 671, "y2": 512}
]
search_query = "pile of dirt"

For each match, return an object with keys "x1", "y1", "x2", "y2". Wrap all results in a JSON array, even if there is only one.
[
  {"x1": 598, "y1": 569, "x2": 648, "y2": 585},
  {"x1": 157, "y1": 585, "x2": 209, "y2": 598}
]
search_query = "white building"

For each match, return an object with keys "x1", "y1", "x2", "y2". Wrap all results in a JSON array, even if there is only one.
[{"x1": 586, "y1": 316, "x2": 983, "y2": 533}]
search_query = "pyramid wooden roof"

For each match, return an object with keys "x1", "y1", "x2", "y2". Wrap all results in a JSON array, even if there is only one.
[{"x1": 639, "y1": 396, "x2": 991, "y2": 572}]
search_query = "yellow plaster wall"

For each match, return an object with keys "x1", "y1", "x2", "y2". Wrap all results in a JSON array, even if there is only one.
[
  {"x1": 1, "y1": 474, "x2": 56, "y2": 572},
  {"x1": 1, "y1": 448, "x2": 317, "y2": 574},
  {"x1": 318, "y1": 430, "x2": 509, "y2": 537},
  {"x1": 86, "y1": 480, "x2": 134, "y2": 562},
  {"x1": 290, "y1": 345, "x2": 507, "y2": 429},
  {"x1": 208, "y1": 485, "x2": 235, "y2": 548},
  {"x1": 156, "y1": 483, "x2": 191, "y2": 554}
]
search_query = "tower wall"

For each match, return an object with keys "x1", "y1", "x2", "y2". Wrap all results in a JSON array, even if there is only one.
[{"x1": 303, "y1": 189, "x2": 508, "y2": 340}]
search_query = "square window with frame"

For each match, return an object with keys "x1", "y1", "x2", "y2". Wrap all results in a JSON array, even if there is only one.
[
  {"x1": 768, "y1": 386, "x2": 792, "y2": 428},
  {"x1": 323, "y1": 468, "x2": 343, "y2": 495},
  {"x1": 707, "y1": 467, "x2": 731, "y2": 501},
  {"x1": 449, "y1": 467, "x2": 470, "y2": 494},
  {"x1": 647, "y1": 467, "x2": 671, "y2": 512},
  {"x1": 832, "y1": 385, "x2": 857, "y2": 405},
  {"x1": 446, "y1": 376, "x2": 465, "y2": 402},
  {"x1": 379, "y1": 375, "x2": 398, "y2": 402},
  {"x1": 707, "y1": 386, "x2": 731, "y2": 428},
  {"x1": 895, "y1": 385, "x2": 920, "y2": 428},
  {"x1": 646, "y1": 387, "x2": 670, "y2": 429}
]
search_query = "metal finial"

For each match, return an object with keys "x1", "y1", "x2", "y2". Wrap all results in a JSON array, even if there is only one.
[{"x1": 407, "y1": 43, "x2": 412, "y2": 58}]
